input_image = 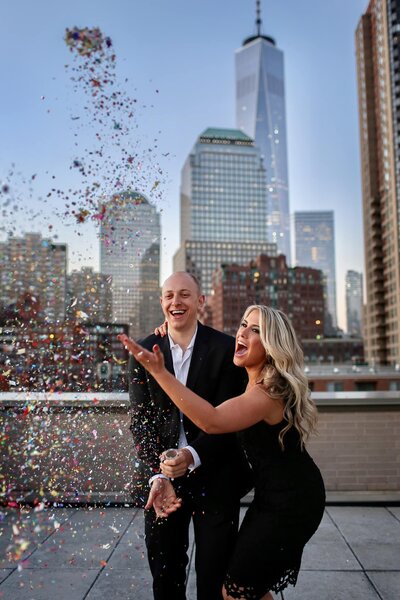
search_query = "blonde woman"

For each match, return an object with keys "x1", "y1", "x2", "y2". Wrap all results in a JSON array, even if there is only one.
[{"x1": 119, "y1": 305, "x2": 325, "y2": 600}]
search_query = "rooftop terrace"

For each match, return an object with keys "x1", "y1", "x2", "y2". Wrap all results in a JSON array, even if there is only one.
[
  {"x1": 1, "y1": 391, "x2": 399, "y2": 598},
  {"x1": 1, "y1": 504, "x2": 399, "y2": 599}
]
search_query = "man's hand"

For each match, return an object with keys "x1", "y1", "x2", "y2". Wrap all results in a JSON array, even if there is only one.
[
  {"x1": 145, "y1": 478, "x2": 182, "y2": 518},
  {"x1": 160, "y1": 448, "x2": 193, "y2": 479}
]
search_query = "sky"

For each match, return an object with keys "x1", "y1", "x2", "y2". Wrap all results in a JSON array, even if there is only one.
[{"x1": 0, "y1": 0, "x2": 369, "y2": 330}]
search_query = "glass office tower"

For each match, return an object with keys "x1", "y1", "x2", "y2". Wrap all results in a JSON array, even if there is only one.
[
  {"x1": 99, "y1": 191, "x2": 161, "y2": 336},
  {"x1": 235, "y1": 16, "x2": 291, "y2": 261},
  {"x1": 294, "y1": 211, "x2": 337, "y2": 334},
  {"x1": 345, "y1": 270, "x2": 363, "y2": 337},
  {"x1": 174, "y1": 127, "x2": 277, "y2": 294}
]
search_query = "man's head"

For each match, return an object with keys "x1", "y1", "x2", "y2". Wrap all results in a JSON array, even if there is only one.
[{"x1": 160, "y1": 272, "x2": 205, "y2": 333}]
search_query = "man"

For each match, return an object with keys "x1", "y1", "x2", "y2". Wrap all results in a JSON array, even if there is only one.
[{"x1": 128, "y1": 271, "x2": 252, "y2": 600}]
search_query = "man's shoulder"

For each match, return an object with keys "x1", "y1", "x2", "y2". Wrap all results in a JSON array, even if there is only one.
[
  {"x1": 138, "y1": 332, "x2": 161, "y2": 348},
  {"x1": 198, "y1": 323, "x2": 235, "y2": 346}
]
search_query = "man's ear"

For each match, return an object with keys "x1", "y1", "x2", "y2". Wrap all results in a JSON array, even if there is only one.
[{"x1": 198, "y1": 294, "x2": 206, "y2": 308}]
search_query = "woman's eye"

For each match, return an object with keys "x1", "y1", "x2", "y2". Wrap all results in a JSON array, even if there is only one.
[
  {"x1": 240, "y1": 322, "x2": 246, "y2": 328},
  {"x1": 252, "y1": 328, "x2": 260, "y2": 334}
]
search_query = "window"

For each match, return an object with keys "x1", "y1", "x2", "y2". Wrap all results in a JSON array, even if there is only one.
[
  {"x1": 389, "y1": 381, "x2": 400, "y2": 390},
  {"x1": 326, "y1": 381, "x2": 344, "y2": 392},
  {"x1": 355, "y1": 381, "x2": 377, "y2": 391}
]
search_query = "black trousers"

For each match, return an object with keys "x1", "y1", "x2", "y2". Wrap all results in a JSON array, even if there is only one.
[{"x1": 144, "y1": 490, "x2": 240, "y2": 600}]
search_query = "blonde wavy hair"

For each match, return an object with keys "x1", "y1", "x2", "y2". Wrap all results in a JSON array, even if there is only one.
[{"x1": 243, "y1": 305, "x2": 318, "y2": 449}]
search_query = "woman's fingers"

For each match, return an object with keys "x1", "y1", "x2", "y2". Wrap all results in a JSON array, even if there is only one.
[
  {"x1": 118, "y1": 334, "x2": 147, "y2": 359},
  {"x1": 154, "y1": 320, "x2": 168, "y2": 337},
  {"x1": 118, "y1": 335, "x2": 165, "y2": 375}
]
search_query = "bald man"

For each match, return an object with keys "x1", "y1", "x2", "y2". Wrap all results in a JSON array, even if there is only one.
[{"x1": 128, "y1": 272, "x2": 252, "y2": 600}]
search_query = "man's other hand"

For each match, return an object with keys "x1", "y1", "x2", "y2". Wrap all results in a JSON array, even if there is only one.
[{"x1": 145, "y1": 478, "x2": 182, "y2": 518}]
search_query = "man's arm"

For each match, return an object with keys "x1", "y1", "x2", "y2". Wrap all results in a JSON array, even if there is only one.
[
  {"x1": 128, "y1": 353, "x2": 164, "y2": 505},
  {"x1": 129, "y1": 352, "x2": 186, "y2": 514},
  {"x1": 129, "y1": 354, "x2": 160, "y2": 466}
]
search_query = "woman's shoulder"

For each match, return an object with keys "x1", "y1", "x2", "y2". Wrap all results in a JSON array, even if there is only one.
[
  {"x1": 246, "y1": 382, "x2": 274, "y2": 403},
  {"x1": 254, "y1": 381, "x2": 270, "y2": 395},
  {"x1": 250, "y1": 382, "x2": 285, "y2": 424}
]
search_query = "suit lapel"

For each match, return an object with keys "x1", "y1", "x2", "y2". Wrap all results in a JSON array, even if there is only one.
[
  {"x1": 186, "y1": 322, "x2": 209, "y2": 391},
  {"x1": 159, "y1": 335, "x2": 175, "y2": 375}
]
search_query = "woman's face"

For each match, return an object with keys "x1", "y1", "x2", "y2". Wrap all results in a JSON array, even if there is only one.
[{"x1": 234, "y1": 309, "x2": 266, "y2": 370}]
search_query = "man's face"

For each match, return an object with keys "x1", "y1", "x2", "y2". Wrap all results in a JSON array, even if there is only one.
[{"x1": 160, "y1": 273, "x2": 205, "y2": 332}]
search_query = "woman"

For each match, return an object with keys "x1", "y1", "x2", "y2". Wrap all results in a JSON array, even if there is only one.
[{"x1": 119, "y1": 305, "x2": 325, "y2": 600}]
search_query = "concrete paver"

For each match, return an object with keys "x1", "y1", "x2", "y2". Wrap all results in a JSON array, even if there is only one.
[
  {"x1": 299, "y1": 512, "x2": 362, "y2": 571},
  {"x1": 0, "y1": 569, "x2": 13, "y2": 584},
  {"x1": 282, "y1": 571, "x2": 380, "y2": 600},
  {"x1": 0, "y1": 505, "x2": 398, "y2": 599},
  {"x1": 0, "y1": 568, "x2": 99, "y2": 600},
  {"x1": 85, "y1": 569, "x2": 153, "y2": 600},
  {"x1": 367, "y1": 571, "x2": 400, "y2": 600},
  {"x1": 327, "y1": 506, "x2": 400, "y2": 570}
]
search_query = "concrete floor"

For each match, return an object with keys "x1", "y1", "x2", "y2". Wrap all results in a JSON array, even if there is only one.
[{"x1": 0, "y1": 505, "x2": 399, "y2": 599}]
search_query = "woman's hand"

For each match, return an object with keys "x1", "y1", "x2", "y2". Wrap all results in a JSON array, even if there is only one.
[
  {"x1": 118, "y1": 334, "x2": 165, "y2": 376},
  {"x1": 154, "y1": 320, "x2": 168, "y2": 337}
]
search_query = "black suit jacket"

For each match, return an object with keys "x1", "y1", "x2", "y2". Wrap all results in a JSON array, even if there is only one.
[{"x1": 128, "y1": 322, "x2": 253, "y2": 508}]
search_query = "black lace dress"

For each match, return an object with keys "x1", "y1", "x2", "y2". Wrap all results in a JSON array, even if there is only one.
[{"x1": 224, "y1": 419, "x2": 325, "y2": 599}]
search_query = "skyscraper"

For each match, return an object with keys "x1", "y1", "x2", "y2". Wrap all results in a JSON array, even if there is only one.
[
  {"x1": 356, "y1": 0, "x2": 400, "y2": 364},
  {"x1": 235, "y1": 0, "x2": 291, "y2": 261},
  {"x1": 0, "y1": 232, "x2": 67, "y2": 323},
  {"x1": 294, "y1": 211, "x2": 337, "y2": 335},
  {"x1": 173, "y1": 127, "x2": 277, "y2": 294},
  {"x1": 99, "y1": 191, "x2": 161, "y2": 337},
  {"x1": 345, "y1": 270, "x2": 363, "y2": 337}
]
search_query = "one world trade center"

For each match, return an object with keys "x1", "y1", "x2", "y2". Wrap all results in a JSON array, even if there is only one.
[{"x1": 235, "y1": 1, "x2": 291, "y2": 262}]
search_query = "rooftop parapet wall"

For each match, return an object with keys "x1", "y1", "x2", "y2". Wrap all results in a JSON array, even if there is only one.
[{"x1": 1, "y1": 393, "x2": 399, "y2": 503}]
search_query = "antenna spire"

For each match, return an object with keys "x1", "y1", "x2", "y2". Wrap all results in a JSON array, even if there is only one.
[
  {"x1": 242, "y1": 0, "x2": 275, "y2": 46},
  {"x1": 256, "y1": 0, "x2": 262, "y2": 36}
]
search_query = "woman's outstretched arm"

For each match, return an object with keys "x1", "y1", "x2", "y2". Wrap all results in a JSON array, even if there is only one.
[{"x1": 118, "y1": 334, "x2": 274, "y2": 434}]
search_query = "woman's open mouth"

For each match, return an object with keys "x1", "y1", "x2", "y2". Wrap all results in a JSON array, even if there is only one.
[{"x1": 235, "y1": 342, "x2": 248, "y2": 356}]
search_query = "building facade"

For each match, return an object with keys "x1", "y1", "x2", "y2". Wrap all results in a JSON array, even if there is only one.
[
  {"x1": 174, "y1": 240, "x2": 277, "y2": 296},
  {"x1": 0, "y1": 319, "x2": 128, "y2": 392},
  {"x1": 294, "y1": 211, "x2": 337, "y2": 335},
  {"x1": 207, "y1": 253, "x2": 324, "y2": 340},
  {"x1": 67, "y1": 267, "x2": 112, "y2": 323},
  {"x1": 99, "y1": 191, "x2": 161, "y2": 337},
  {"x1": 356, "y1": 0, "x2": 400, "y2": 364},
  {"x1": 0, "y1": 232, "x2": 67, "y2": 323},
  {"x1": 235, "y1": 9, "x2": 291, "y2": 261},
  {"x1": 174, "y1": 127, "x2": 276, "y2": 295},
  {"x1": 345, "y1": 270, "x2": 364, "y2": 336}
]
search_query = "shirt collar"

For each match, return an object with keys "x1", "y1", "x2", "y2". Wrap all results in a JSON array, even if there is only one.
[{"x1": 168, "y1": 325, "x2": 198, "y2": 352}]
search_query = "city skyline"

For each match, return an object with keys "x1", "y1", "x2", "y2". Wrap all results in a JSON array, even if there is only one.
[{"x1": 1, "y1": 0, "x2": 368, "y2": 330}]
